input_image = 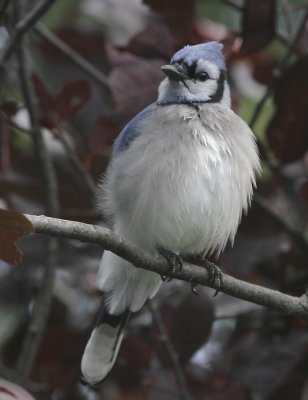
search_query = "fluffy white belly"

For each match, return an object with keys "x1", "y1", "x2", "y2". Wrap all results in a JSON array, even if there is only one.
[{"x1": 103, "y1": 104, "x2": 259, "y2": 256}]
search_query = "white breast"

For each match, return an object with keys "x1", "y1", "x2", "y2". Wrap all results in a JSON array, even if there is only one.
[{"x1": 102, "y1": 103, "x2": 260, "y2": 256}]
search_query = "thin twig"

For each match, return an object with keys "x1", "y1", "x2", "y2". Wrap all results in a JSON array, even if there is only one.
[
  {"x1": 8, "y1": 118, "x2": 98, "y2": 206},
  {"x1": 15, "y1": 239, "x2": 57, "y2": 384},
  {"x1": 148, "y1": 300, "x2": 191, "y2": 400},
  {"x1": 23, "y1": 213, "x2": 308, "y2": 317},
  {"x1": 249, "y1": 9, "x2": 308, "y2": 172},
  {"x1": 15, "y1": 16, "x2": 59, "y2": 382},
  {"x1": 254, "y1": 195, "x2": 308, "y2": 256},
  {"x1": 0, "y1": 0, "x2": 56, "y2": 65},
  {"x1": 34, "y1": 23, "x2": 110, "y2": 90},
  {"x1": 17, "y1": 50, "x2": 59, "y2": 217},
  {"x1": 249, "y1": 9, "x2": 308, "y2": 130}
]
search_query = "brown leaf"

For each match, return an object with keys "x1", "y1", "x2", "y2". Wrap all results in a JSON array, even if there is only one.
[
  {"x1": 39, "y1": 28, "x2": 106, "y2": 60},
  {"x1": 56, "y1": 80, "x2": 91, "y2": 122},
  {"x1": 299, "y1": 180, "x2": 308, "y2": 206},
  {"x1": 31, "y1": 327, "x2": 85, "y2": 389},
  {"x1": 0, "y1": 209, "x2": 33, "y2": 265},
  {"x1": 267, "y1": 56, "x2": 308, "y2": 163},
  {"x1": 144, "y1": 0, "x2": 202, "y2": 48},
  {"x1": 242, "y1": 0, "x2": 276, "y2": 52},
  {"x1": 124, "y1": 20, "x2": 174, "y2": 60},
  {"x1": 32, "y1": 74, "x2": 91, "y2": 129},
  {"x1": 107, "y1": 47, "x2": 164, "y2": 124},
  {"x1": 88, "y1": 116, "x2": 119, "y2": 156}
]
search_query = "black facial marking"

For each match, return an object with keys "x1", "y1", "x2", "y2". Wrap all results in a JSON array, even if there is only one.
[
  {"x1": 157, "y1": 67, "x2": 227, "y2": 106},
  {"x1": 186, "y1": 61, "x2": 197, "y2": 79},
  {"x1": 176, "y1": 60, "x2": 197, "y2": 79},
  {"x1": 206, "y1": 70, "x2": 226, "y2": 104}
]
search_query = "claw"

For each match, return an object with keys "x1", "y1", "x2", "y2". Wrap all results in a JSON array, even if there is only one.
[
  {"x1": 158, "y1": 248, "x2": 182, "y2": 282},
  {"x1": 207, "y1": 264, "x2": 222, "y2": 297},
  {"x1": 197, "y1": 254, "x2": 223, "y2": 296},
  {"x1": 161, "y1": 274, "x2": 172, "y2": 282},
  {"x1": 191, "y1": 282, "x2": 199, "y2": 295}
]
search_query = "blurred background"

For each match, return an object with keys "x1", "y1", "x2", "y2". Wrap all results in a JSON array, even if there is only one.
[{"x1": 0, "y1": 0, "x2": 308, "y2": 399}]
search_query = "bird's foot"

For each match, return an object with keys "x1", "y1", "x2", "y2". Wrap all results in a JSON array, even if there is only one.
[
  {"x1": 190, "y1": 282, "x2": 199, "y2": 295},
  {"x1": 158, "y1": 248, "x2": 183, "y2": 282},
  {"x1": 197, "y1": 254, "x2": 223, "y2": 297}
]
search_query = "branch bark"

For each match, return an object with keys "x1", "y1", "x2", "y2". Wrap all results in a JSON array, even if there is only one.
[
  {"x1": 14, "y1": 8, "x2": 59, "y2": 382},
  {"x1": 148, "y1": 300, "x2": 191, "y2": 400},
  {"x1": 0, "y1": 0, "x2": 57, "y2": 65},
  {"x1": 24, "y1": 213, "x2": 308, "y2": 317}
]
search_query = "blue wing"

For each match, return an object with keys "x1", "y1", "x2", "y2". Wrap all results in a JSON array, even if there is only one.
[{"x1": 112, "y1": 103, "x2": 156, "y2": 156}]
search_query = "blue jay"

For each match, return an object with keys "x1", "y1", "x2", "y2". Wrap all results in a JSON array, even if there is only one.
[{"x1": 81, "y1": 42, "x2": 260, "y2": 386}]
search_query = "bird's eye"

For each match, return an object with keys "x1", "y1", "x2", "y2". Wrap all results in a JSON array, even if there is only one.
[{"x1": 198, "y1": 72, "x2": 209, "y2": 81}]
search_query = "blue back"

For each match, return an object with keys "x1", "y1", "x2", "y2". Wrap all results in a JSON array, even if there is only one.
[{"x1": 113, "y1": 104, "x2": 156, "y2": 156}]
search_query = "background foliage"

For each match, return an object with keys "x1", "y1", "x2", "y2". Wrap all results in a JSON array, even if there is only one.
[{"x1": 0, "y1": 0, "x2": 307, "y2": 399}]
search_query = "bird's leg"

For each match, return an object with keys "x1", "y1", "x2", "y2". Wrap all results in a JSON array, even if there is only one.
[
  {"x1": 158, "y1": 247, "x2": 183, "y2": 282},
  {"x1": 194, "y1": 254, "x2": 223, "y2": 297}
]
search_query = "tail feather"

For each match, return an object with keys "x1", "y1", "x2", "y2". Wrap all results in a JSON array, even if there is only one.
[{"x1": 81, "y1": 297, "x2": 130, "y2": 387}]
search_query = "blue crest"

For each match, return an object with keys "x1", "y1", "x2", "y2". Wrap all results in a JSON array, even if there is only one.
[{"x1": 171, "y1": 41, "x2": 226, "y2": 71}]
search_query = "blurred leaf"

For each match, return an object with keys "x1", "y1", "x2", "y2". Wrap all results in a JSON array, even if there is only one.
[
  {"x1": 267, "y1": 56, "x2": 308, "y2": 163},
  {"x1": 40, "y1": 0, "x2": 77, "y2": 30},
  {"x1": 171, "y1": 292, "x2": 214, "y2": 365},
  {"x1": 0, "y1": 112, "x2": 11, "y2": 174},
  {"x1": 252, "y1": 53, "x2": 277, "y2": 85},
  {"x1": 31, "y1": 327, "x2": 85, "y2": 389},
  {"x1": 87, "y1": 116, "x2": 119, "y2": 157},
  {"x1": 144, "y1": 0, "x2": 202, "y2": 48},
  {"x1": 299, "y1": 180, "x2": 308, "y2": 206},
  {"x1": 32, "y1": 74, "x2": 91, "y2": 130},
  {"x1": 120, "y1": 335, "x2": 153, "y2": 370},
  {"x1": 0, "y1": 101, "x2": 18, "y2": 117},
  {"x1": 0, "y1": 378, "x2": 36, "y2": 400},
  {"x1": 39, "y1": 27, "x2": 106, "y2": 60},
  {"x1": 220, "y1": 201, "x2": 290, "y2": 281},
  {"x1": 56, "y1": 80, "x2": 91, "y2": 121},
  {"x1": 297, "y1": 20, "x2": 308, "y2": 54},
  {"x1": 242, "y1": 0, "x2": 276, "y2": 52},
  {"x1": 107, "y1": 47, "x2": 164, "y2": 123},
  {"x1": 124, "y1": 21, "x2": 174, "y2": 60},
  {"x1": 0, "y1": 209, "x2": 33, "y2": 266},
  {"x1": 187, "y1": 370, "x2": 248, "y2": 400},
  {"x1": 228, "y1": 317, "x2": 308, "y2": 399},
  {"x1": 114, "y1": 364, "x2": 152, "y2": 400}
]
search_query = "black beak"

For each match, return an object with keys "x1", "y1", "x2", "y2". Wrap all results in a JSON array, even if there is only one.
[{"x1": 161, "y1": 64, "x2": 187, "y2": 81}]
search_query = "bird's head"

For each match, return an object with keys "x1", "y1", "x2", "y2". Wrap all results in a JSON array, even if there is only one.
[{"x1": 157, "y1": 42, "x2": 230, "y2": 107}]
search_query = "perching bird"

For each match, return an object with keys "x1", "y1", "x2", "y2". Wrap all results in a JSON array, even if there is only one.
[{"x1": 81, "y1": 41, "x2": 260, "y2": 386}]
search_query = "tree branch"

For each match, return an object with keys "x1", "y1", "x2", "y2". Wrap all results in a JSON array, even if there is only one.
[
  {"x1": 249, "y1": 8, "x2": 308, "y2": 131},
  {"x1": 33, "y1": 23, "x2": 110, "y2": 90},
  {"x1": 249, "y1": 8, "x2": 308, "y2": 172},
  {"x1": 14, "y1": 10, "x2": 59, "y2": 382},
  {"x1": 254, "y1": 195, "x2": 308, "y2": 256},
  {"x1": 0, "y1": 0, "x2": 57, "y2": 65},
  {"x1": 24, "y1": 213, "x2": 308, "y2": 317}
]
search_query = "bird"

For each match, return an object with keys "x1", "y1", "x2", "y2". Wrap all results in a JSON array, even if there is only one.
[{"x1": 81, "y1": 41, "x2": 260, "y2": 386}]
